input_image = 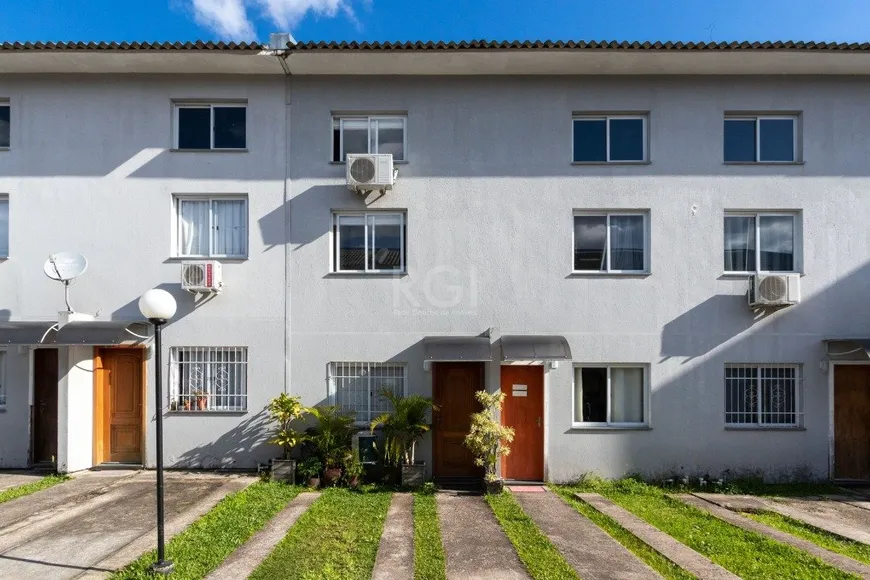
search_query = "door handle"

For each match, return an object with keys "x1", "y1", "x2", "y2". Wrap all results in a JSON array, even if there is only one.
[{"x1": 536, "y1": 417, "x2": 542, "y2": 428}]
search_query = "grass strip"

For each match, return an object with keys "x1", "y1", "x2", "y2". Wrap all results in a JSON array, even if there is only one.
[
  {"x1": 250, "y1": 488, "x2": 391, "y2": 580},
  {"x1": 486, "y1": 492, "x2": 578, "y2": 580},
  {"x1": 414, "y1": 491, "x2": 446, "y2": 580},
  {"x1": 749, "y1": 510, "x2": 870, "y2": 565},
  {"x1": 551, "y1": 488, "x2": 694, "y2": 580},
  {"x1": 112, "y1": 481, "x2": 299, "y2": 580},
  {"x1": 567, "y1": 478, "x2": 854, "y2": 580},
  {"x1": 0, "y1": 473, "x2": 69, "y2": 504}
]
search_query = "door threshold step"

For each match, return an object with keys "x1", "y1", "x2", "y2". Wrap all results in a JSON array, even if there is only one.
[{"x1": 92, "y1": 463, "x2": 144, "y2": 471}]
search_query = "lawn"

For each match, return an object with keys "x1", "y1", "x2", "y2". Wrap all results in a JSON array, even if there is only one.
[
  {"x1": 563, "y1": 478, "x2": 854, "y2": 580},
  {"x1": 111, "y1": 481, "x2": 299, "y2": 580},
  {"x1": 0, "y1": 473, "x2": 69, "y2": 504},
  {"x1": 486, "y1": 492, "x2": 578, "y2": 580},
  {"x1": 250, "y1": 488, "x2": 391, "y2": 580},
  {"x1": 414, "y1": 490, "x2": 446, "y2": 580},
  {"x1": 749, "y1": 510, "x2": 870, "y2": 565}
]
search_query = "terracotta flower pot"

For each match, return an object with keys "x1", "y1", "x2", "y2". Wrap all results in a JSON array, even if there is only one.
[
  {"x1": 183, "y1": 399, "x2": 193, "y2": 411},
  {"x1": 323, "y1": 467, "x2": 342, "y2": 487},
  {"x1": 197, "y1": 397, "x2": 208, "y2": 410},
  {"x1": 307, "y1": 477, "x2": 321, "y2": 488}
]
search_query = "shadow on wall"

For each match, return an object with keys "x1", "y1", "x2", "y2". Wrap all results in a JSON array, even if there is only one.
[
  {"x1": 110, "y1": 283, "x2": 214, "y2": 324},
  {"x1": 170, "y1": 411, "x2": 273, "y2": 470},
  {"x1": 259, "y1": 185, "x2": 363, "y2": 250},
  {"x1": 0, "y1": 309, "x2": 10, "y2": 321},
  {"x1": 660, "y1": 294, "x2": 760, "y2": 360}
]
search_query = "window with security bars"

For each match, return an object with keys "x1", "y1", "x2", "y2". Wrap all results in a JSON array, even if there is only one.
[
  {"x1": 170, "y1": 347, "x2": 248, "y2": 412},
  {"x1": 328, "y1": 362, "x2": 406, "y2": 423},
  {"x1": 725, "y1": 364, "x2": 802, "y2": 427}
]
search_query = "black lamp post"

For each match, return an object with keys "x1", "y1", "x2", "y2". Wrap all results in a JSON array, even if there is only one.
[{"x1": 139, "y1": 289, "x2": 177, "y2": 576}]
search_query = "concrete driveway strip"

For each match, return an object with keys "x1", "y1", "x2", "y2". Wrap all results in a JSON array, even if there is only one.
[
  {"x1": 0, "y1": 472, "x2": 236, "y2": 580},
  {"x1": 679, "y1": 494, "x2": 870, "y2": 580},
  {"x1": 0, "y1": 470, "x2": 47, "y2": 492},
  {"x1": 205, "y1": 491, "x2": 321, "y2": 580},
  {"x1": 436, "y1": 492, "x2": 530, "y2": 580},
  {"x1": 372, "y1": 493, "x2": 413, "y2": 580},
  {"x1": 577, "y1": 493, "x2": 738, "y2": 580},
  {"x1": 513, "y1": 491, "x2": 660, "y2": 580}
]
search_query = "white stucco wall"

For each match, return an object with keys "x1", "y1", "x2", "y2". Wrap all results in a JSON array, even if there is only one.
[
  {"x1": 0, "y1": 74, "x2": 288, "y2": 469},
  {"x1": 57, "y1": 346, "x2": 94, "y2": 472},
  {"x1": 288, "y1": 74, "x2": 870, "y2": 482}
]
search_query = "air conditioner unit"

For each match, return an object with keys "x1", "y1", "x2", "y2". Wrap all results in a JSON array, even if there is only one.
[
  {"x1": 352, "y1": 430, "x2": 383, "y2": 464},
  {"x1": 748, "y1": 274, "x2": 800, "y2": 307},
  {"x1": 346, "y1": 154, "x2": 394, "y2": 192},
  {"x1": 181, "y1": 261, "x2": 223, "y2": 293}
]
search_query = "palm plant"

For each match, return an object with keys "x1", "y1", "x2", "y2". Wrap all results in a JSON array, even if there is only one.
[
  {"x1": 370, "y1": 389, "x2": 438, "y2": 466},
  {"x1": 306, "y1": 405, "x2": 356, "y2": 468}
]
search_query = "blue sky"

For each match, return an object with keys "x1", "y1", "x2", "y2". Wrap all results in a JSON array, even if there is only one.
[{"x1": 0, "y1": 0, "x2": 868, "y2": 43}]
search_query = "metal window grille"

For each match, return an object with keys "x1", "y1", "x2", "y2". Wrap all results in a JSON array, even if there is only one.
[
  {"x1": 327, "y1": 362, "x2": 406, "y2": 423},
  {"x1": 0, "y1": 351, "x2": 5, "y2": 406},
  {"x1": 725, "y1": 363, "x2": 801, "y2": 427},
  {"x1": 170, "y1": 347, "x2": 248, "y2": 412}
]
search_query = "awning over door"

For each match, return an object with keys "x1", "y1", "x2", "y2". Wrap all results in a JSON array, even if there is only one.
[
  {"x1": 54, "y1": 321, "x2": 150, "y2": 345},
  {"x1": 0, "y1": 321, "x2": 58, "y2": 344},
  {"x1": 500, "y1": 335, "x2": 572, "y2": 361},
  {"x1": 423, "y1": 336, "x2": 492, "y2": 361},
  {"x1": 825, "y1": 339, "x2": 870, "y2": 361}
]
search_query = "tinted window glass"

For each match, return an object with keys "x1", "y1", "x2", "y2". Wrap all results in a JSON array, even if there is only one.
[
  {"x1": 578, "y1": 367, "x2": 607, "y2": 422},
  {"x1": 574, "y1": 215, "x2": 607, "y2": 271},
  {"x1": 724, "y1": 215, "x2": 756, "y2": 272},
  {"x1": 213, "y1": 107, "x2": 246, "y2": 149},
  {"x1": 0, "y1": 106, "x2": 8, "y2": 148},
  {"x1": 759, "y1": 215, "x2": 794, "y2": 271},
  {"x1": 376, "y1": 118, "x2": 404, "y2": 160},
  {"x1": 368, "y1": 214, "x2": 403, "y2": 270},
  {"x1": 336, "y1": 216, "x2": 366, "y2": 270},
  {"x1": 573, "y1": 119, "x2": 606, "y2": 162},
  {"x1": 341, "y1": 119, "x2": 369, "y2": 161},
  {"x1": 609, "y1": 215, "x2": 644, "y2": 270},
  {"x1": 0, "y1": 199, "x2": 8, "y2": 257},
  {"x1": 724, "y1": 119, "x2": 756, "y2": 162},
  {"x1": 178, "y1": 108, "x2": 211, "y2": 149},
  {"x1": 609, "y1": 118, "x2": 644, "y2": 161},
  {"x1": 759, "y1": 119, "x2": 795, "y2": 162}
]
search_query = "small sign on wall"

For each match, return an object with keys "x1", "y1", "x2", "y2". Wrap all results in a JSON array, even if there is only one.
[{"x1": 512, "y1": 384, "x2": 528, "y2": 397}]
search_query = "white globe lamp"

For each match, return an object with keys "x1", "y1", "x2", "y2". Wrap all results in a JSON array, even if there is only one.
[{"x1": 138, "y1": 288, "x2": 177, "y2": 322}]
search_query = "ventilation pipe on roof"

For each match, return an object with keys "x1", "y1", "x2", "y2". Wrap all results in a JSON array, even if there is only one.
[{"x1": 268, "y1": 33, "x2": 295, "y2": 75}]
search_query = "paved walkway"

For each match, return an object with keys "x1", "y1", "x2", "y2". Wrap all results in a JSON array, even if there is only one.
[
  {"x1": 0, "y1": 470, "x2": 47, "y2": 492},
  {"x1": 437, "y1": 493, "x2": 530, "y2": 580},
  {"x1": 0, "y1": 471, "x2": 252, "y2": 580},
  {"x1": 679, "y1": 494, "x2": 870, "y2": 579},
  {"x1": 694, "y1": 492, "x2": 870, "y2": 545},
  {"x1": 372, "y1": 494, "x2": 414, "y2": 580},
  {"x1": 205, "y1": 491, "x2": 320, "y2": 580},
  {"x1": 514, "y1": 490, "x2": 660, "y2": 580},
  {"x1": 577, "y1": 493, "x2": 738, "y2": 580}
]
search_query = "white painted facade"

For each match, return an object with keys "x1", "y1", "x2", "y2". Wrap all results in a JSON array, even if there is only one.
[{"x1": 0, "y1": 47, "x2": 868, "y2": 482}]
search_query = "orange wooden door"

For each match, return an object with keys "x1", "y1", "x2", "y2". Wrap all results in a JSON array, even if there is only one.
[
  {"x1": 835, "y1": 365, "x2": 870, "y2": 480},
  {"x1": 97, "y1": 349, "x2": 143, "y2": 464},
  {"x1": 433, "y1": 362, "x2": 483, "y2": 477},
  {"x1": 501, "y1": 365, "x2": 544, "y2": 481}
]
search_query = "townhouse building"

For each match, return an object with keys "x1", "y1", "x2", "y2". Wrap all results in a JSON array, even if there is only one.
[{"x1": 1, "y1": 40, "x2": 870, "y2": 483}]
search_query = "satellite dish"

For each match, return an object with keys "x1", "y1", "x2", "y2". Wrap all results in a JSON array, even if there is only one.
[{"x1": 44, "y1": 252, "x2": 88, "y2": 282}]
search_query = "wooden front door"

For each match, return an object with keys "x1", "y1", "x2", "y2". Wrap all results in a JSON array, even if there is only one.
[
  {"x1": 433, "y1": 362, "x2": 483, "y2": 477},
  {"x1": 32, "y1": 349, "x2": 58, "y2": 464},
  {"x1": 500, "y1": 365, "x2": 544, "y2": 481},
  {"x1": 834, "y1": 365, "x2": 870, "y2": 480},
  {"x1": 95, "y1": 349, "x2": 144, "y2": 464}
]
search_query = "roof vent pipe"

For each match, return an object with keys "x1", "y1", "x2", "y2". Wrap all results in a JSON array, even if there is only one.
[{"x1": 269, "y1": 32, "x2": 296, "y2": 51}]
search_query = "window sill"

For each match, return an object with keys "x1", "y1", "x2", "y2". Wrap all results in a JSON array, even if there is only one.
[
  {"x1": 724, "y1": 161, "x2": 804, "y2": 166},
  {"x1": 168, "y1": 410, "x2": 249, "y2": 416},
  {"x1": 569, "y1": 425, "x2": 651, "y2": 431},
  {"x1": 568, "y1": 271, "x2": 650, "y2": 278},
  {"x1": 719, "y1": 271, "x2": 803, "y2": 279},
  {"x1": 325, "y1": 271, "x2": 408, "y2": 278},
  {"x1": 725, "y1": 425, "x2": 805, "y2": 431},
  {"x1": 572, "y1": 161, "x2": 651, "y2": 166},
  {"x1": 170, "y1": 148, "x2": 249, "y2": 153},
  {"x1": 165, "y1": 256, "x2": 249, "y2": 263},
  {"x1": 329, "y1": 160, "x2": 409, "y2": 165},
  {"x1": 0, "y1": 148, "x2": 8, "y2": 152}
]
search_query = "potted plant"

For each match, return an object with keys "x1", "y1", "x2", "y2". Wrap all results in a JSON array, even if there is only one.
[
  {"x1": 343, "y1": 454, "x2": 364, "y2": 489},
  {"x1": 464, "y1": 390, "x2": 515, "y2": 494},
  {"x1": 194, "y1": 390, "x2": 208, "y2": 411},
  {"x1": 183, "y1": 397, "x2": 194, "y2": 411},
  {"x1": 298, "y1": 456, "x2": 322, "y2": 488},
  {"x1": 268, "y1": 393, "x2": 307, "y2": 483},
  {"x1": 370, "y1": 390, "x2": 438, "y2": 488},
  {"x1": 307, "y1": 405, "x2": 355, "y2": 487}
]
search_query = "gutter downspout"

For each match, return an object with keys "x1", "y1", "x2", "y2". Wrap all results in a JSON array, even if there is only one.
[{"x1": 275, "y1": 43, "x2": 292, "y2": 394}]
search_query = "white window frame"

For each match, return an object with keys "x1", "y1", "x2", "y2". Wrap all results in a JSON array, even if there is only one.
[
  {"x1": 0, "y1": 351, "x2": 6, "y2": 406},
  {"x1": 169, "y1": 347, "x2": 248, "y2": 412},
  {"x1": 0, "y1": 100, "x2": 9, "y2": 150},
  {"x1": 572, "y1": 211, "x2": 649, "y2": 274},
  {"x1": 327, "y1": 362, "x2": 408, "y2": 425},
  {"x1": 571, "y1": 364, "x2": 650, "y2": 428},
  {"x1": 173, "y1": 102, "x2": 247, "y2": 151},
  {"x1": 572, "y1": 114, "x2": 648, "y2": 163},
  {"x1": 723, "y1": 211, "x2": 801, "y2": 275},
  {"x1": 331, "y1": 115, "x2": 408, "y2": 162},
  {"x1": 724, "y1": 115, "x2": 799, "y2": 163},
  {"x1": 173, "y1": 195, "x2": 249, "y2": 258},
  {"x1": 332, "y1": 211, "x2": 406, "y2": 274},
  {"x1": 724, "y1": 363, "x2": 802, "y2": 428}
]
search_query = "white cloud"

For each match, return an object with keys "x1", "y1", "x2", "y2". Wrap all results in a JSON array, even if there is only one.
[
  {"x1": 191, "y1": 0, "x2": 255, "y2": 39},
  {"x1": 189, "y1": 0, "x2": 356, "y2": 39}
]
